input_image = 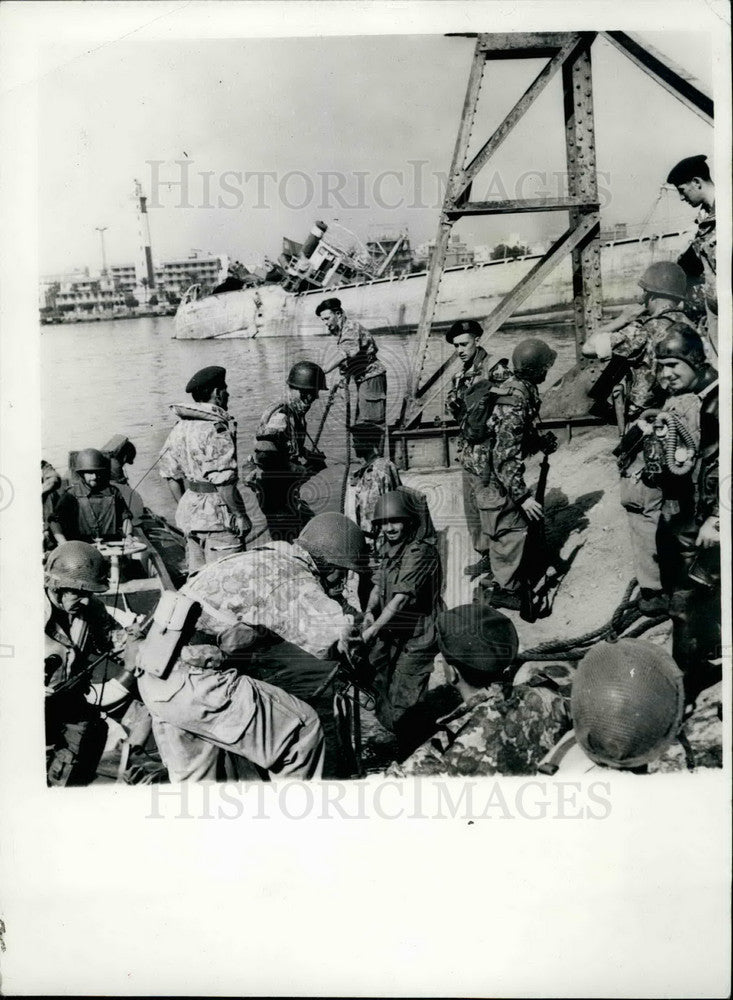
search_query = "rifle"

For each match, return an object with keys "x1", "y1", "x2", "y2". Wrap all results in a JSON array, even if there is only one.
[{"x1": 519, "y1": 452, "x2": 559, "y2": 624}]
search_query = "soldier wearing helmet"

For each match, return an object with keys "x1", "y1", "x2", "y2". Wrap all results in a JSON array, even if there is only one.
[
  {"x1": 361, "y1": 490, "x2": 442, "y2": 749},
  {"x1": 249, "y1": 360, "x2": 328, "y2": 542},
  {"x1": 44, "y1": 542, "x2": 129, "y2": 786},
  {"x1": 388, "y1": 604, "x2": 569, "y2": 777},
  {"x1": 49, "y1": 447, "x2": 133, "y2": 546},
  {"x1": 474, "y1": 338, "x2": 557, "y2": 611},
  {"x1": 444, "y1": 319, "x2": 511, "y2": 579},
  {"x1": 582, "y1": 262, "x2": 697, "y2": 614},
  {"x1": 140, "y1": 513, "x2": 368, "y2": 778},
  {"x1": 159, "y1": 366, "x2": 251, "y2": 576},
  {"x1": 666, "y1": 154, "x2": 717, "y2": 356},
  {"x1": 316, "y1": 298, "x2": 387, "y2": 425},
  {"x1": 649, "y1": 327, "x2": 720, "y2": 695}
]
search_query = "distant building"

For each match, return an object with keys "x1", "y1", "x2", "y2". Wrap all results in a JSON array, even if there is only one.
[
  {"x1": 413, "y1": 234, "x2": 475, "y2": 269},
  {"x1": 39, "y1": 251, "x2": 228, "y2": 319}
]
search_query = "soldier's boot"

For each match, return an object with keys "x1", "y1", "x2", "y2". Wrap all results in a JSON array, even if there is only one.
[
  {"x1": 464, "y1": 553, "x2": 494, "y2": 580},
  {"x1": 490, "y1": 587, "x2": 522, "y2": 612}
]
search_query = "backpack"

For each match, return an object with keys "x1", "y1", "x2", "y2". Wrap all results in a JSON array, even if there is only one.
[{"x1": 460, "y1": 380, "x2": 501, "y2": 445}]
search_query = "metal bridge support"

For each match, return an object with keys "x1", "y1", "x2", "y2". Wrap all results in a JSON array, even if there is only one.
[{"x1": 402, "y1": 30, "x2": 713, "y2": 430}]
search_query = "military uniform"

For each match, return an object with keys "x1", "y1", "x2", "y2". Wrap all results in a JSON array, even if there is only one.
[
  {"x1": 368, "y1": 537, "x2": 442, "y2": 738},
  {"x1": 251, "y1": 397, "x2": 318, "y2": 542},
  {"x1": 609, "y1": 308, "x2": 694, "y2": 419},
  {"x1": 44, "y1": 593, "x2": 125, "y2": 786},
  {"x1": 179, "y1": 541, "x2": 355, "y2": 776},
  {"x1": 137, "y1": 642, "x2": 324, "y2": 783},
  {"x1": 42, "y1": 460, "x2": 62, "y2": 550},
  {"x1": 480, "y1": 375, "x2": 544, "y2": 592},
  {"x1": 446, "y1": 346, "x2": 510, "y2": 559},
  {"x1": 347, "y1": 457, "x2": 401, "y2": 536},
  {"x1": 655, "y1": 368, "x2": 720, "y2": 691},
  {"x1": 388, "y1": 682, "x2": 569, "y2": 777},
  {"x1": 683, "y1": 208, "x2": 717, "y2": 354},
  {"x1": 333, "y1": 316, "x2": 387, "y2": 424},
  {"x1": 608, "y1": 307, "x2": 694, "y2": 594},
  {"x1": 51, "y1": 478, "x2": 132, "y2": 543},
  {"x1": 159, "y1": 401, "x2": 245, "y2": 571}
]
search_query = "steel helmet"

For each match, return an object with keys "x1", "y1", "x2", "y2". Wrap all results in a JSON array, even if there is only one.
[
  {"x1": 654, "y1": 324, "x2": 707, "y2": 370},
  {"x1": 75, "y1": 448, "x2": 111, "y2": 474},
  {"x1": 638, "y1": 261, "x2": 687, "y2": 300},
  {"x1": 371, "y1": 490, "x2": 417, "y2": 525},
  {"x1": 571, "y1": 638, "x2": 684, "y2": 769},
  {"x1": 511, "y1": 338, "x2": 557, "y2": 380},
  {"x1": 297, "y1": 513, "x2": 368, "y2": 571},
  {"x1": 45, "y1": 541, "x2": 109, "y2": 593},
  {"x1": 287, "y1": 361, "x2": 327, "y2": 392}
]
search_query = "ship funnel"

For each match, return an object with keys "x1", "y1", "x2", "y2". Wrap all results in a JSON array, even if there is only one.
[{"x1": 301, "y1": 221, "x2": 328, "y2": 259}]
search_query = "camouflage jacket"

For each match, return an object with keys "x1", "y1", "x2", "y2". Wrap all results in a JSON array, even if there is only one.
[
  {"x1": 181, "y1": 541, "x2": 352, "y2": 659},
  {"x1": 484, "y1": 376, "x2": 543, "y2": 503},
  {"x1": 334, "y1": 316, "x2": 385, "y2": 383},
  {"x1": 610, "y1": 307, "x2": 694, "y2": 418},
  {"x1": 346, "y1": 457, "x2": 402, "y2": 535},
  {"x1": 252, "y1": 396, "x2": 311, "y2": 475},
  {"x1": 687, "y1": 209, "x2": 717, "y2": 315},
  {"x1": 446, "y1": 347, "x2": 511, "y2": 477},
  {"x1": 159, "y1": 402, "x2": 238, "y2": 535},
  {"x1": 648, "y1": 682, "x2": 722, "y2": 773},
  {"x1": 387, "y1": 682, "x2": 569, "y2": 777}
]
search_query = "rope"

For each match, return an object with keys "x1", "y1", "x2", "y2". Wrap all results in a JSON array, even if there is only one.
[{"x1": 516, "y1": 579, "x2": 670, "y2": 663}]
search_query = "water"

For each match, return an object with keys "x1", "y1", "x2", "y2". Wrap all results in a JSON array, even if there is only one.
[{"x1": 41, "y1": 316, "x2": 579, "y2": 523}]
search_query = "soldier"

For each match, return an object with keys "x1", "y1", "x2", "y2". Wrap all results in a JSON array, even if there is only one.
[
  {"x1": 362, "y1": 491, "x2": 442, "y2": 750},
  {"x1": 387, "y1": 605, "x2": 569, "y2": 777},
  {"x1": 538, "y1": 638, "x2": 720, "y2": 775},
  {"x1": 135, "y1": 627, "x2": 326, "y2": 784},
  {"x1": 666, "y1": 154, "x2": 717, "y2": 357},
  {"x1": 250, "y1": 361, "x2": 327, "y2": 543},
  {"x1": 316, "y1": 298, "x2": 387, "y2": 425},
  {"x1": 444, "y1": 319, "x2": 510, "y2": 579},
  {"x1": 648, "y1": 326, "x2": 719, "y2": 698},
  {"x1": 49, "y1": 448, "x2": 133, "y2": 545},
  {"x1": 159, "y1": 366, "x2": 251, "y2": 575},
  {"x1": 44, "y1": 542, "x2": 129, "y2": 786},
  {"x1": 582, "y1": 262, "x2": 695, "y2": 614},
  {"x1": 101, "y1": 434, "x2": 145, "y2": 525},
  {"x1": 151, "y1": 512, "x2": 369, "y2": 778},
  {"x1": 483, "y1": 338, "x2": 558, "y2": 611}
]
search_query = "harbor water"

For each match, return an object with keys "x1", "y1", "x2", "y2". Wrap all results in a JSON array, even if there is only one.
[{"x1": 41, "y1": 315, "x2": 580, "y2": 524}]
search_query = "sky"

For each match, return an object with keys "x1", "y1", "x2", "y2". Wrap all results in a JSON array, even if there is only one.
[{"x1": 37, "y1": 26, "x2": 714, "y2": 276}]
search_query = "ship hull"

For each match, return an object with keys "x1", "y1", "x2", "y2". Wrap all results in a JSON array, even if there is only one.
[{"x1": 174, "y1": 231, "x2": 692, "y2": 340}]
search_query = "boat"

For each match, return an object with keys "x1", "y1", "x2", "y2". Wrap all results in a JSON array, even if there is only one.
[{"x1": 174, "y1": 227, "x2": 693, "y2": 340}]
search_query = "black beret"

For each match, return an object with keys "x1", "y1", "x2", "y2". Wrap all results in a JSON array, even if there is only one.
[
  {"x1": 315, "y1": 298, "x2": 342, "y2": 316},
  {"x1": 436, "y1": 604, "x2": 518, "y2": 675},
  {"x1": 349, "y1": 421, "x2": 384, "y2": 440},
  {"x1": 666, "y1": 155, "x2": 710, "y2": 186},
  {"x1": 185, "y1": 365, "x2": 227, "y2": 394},
  {"x1": 445, "y1": 319, "x2": 483, "y2": 343}
]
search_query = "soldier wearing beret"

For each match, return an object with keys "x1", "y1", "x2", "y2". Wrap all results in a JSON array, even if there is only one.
[
  {"x1": 666, "y1": 154, "x2": 717, "y2": 357},
  {"x1": 316, "y1": 298, "x2": 387, "y2": 425},
  {"x1": 387, "y1": 604, "x2": 569, "y2": 777},
  {"x1": 444, "y1": 319, "x2": 511, "y2": 580},
  {"x1": 159, "y1": 365, "x2": 251, "y2": 575}
]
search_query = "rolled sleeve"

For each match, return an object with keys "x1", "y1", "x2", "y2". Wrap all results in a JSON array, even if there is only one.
[{"x1": 390, "y1": 543, "x2": 438, "y2": 598}]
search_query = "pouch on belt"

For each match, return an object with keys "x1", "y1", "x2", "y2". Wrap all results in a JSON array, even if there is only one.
[{"x1": 137, "y1": 591, "x2": 200, "y2": 679}]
